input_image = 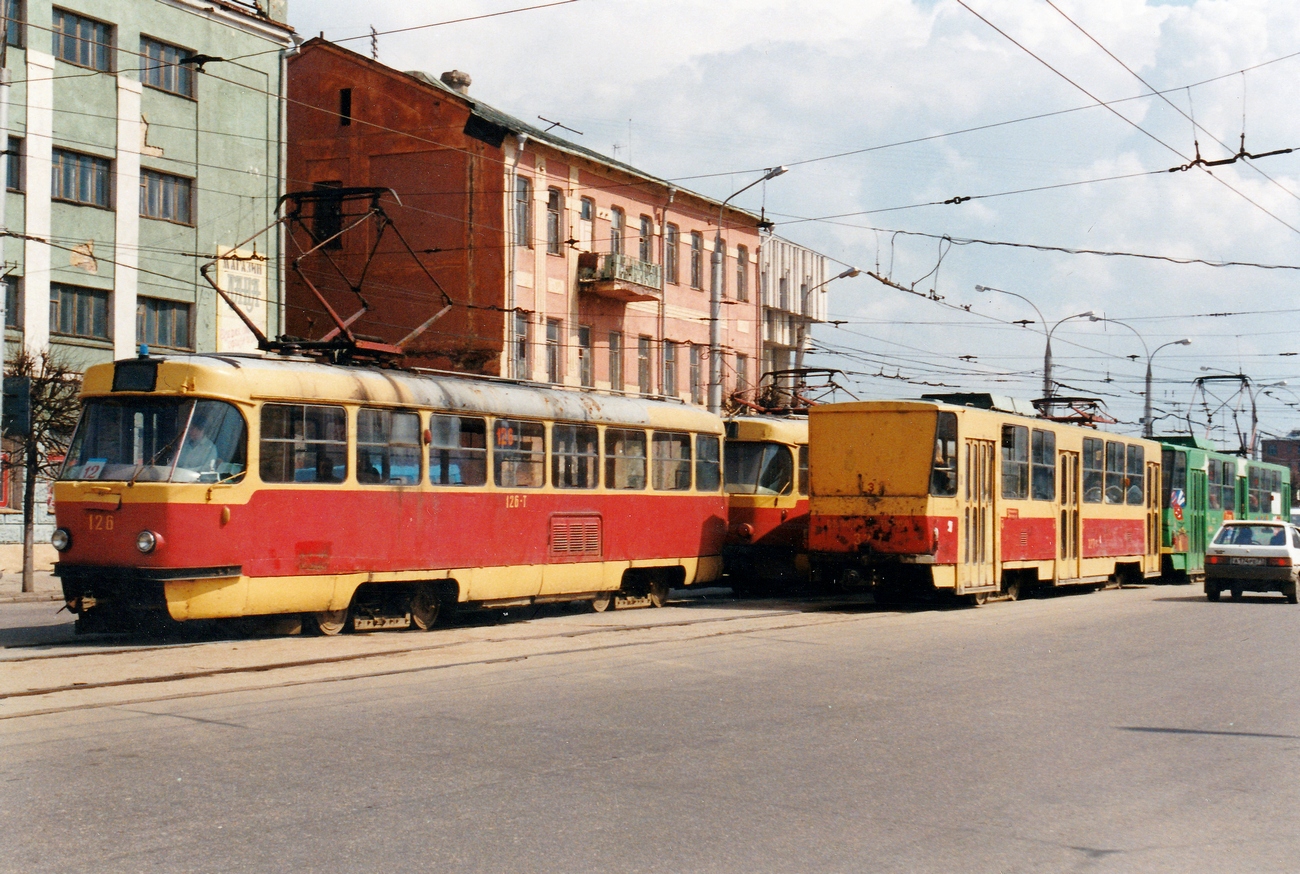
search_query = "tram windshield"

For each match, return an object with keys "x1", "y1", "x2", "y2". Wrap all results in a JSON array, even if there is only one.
[
  {"x1": 61, "y1": 398, "x2": 247, "y2": 483},
  {"x1": 725, "y1": 441, "x2": 794, "y2": 495}
]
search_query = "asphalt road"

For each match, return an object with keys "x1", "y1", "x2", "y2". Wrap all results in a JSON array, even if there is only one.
[{"x1": 3, "y1": 584, "x2": 1298, "y2": 873}]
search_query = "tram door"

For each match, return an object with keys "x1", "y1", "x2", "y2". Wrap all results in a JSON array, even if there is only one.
[
  {"x1": 963, "y1": 439, "x2": 996, "y2": 588},
  {"x1": 1058, "y1": 451, "x2": 1082, "y2": 581},
  {"x1": 1145, "y1": 461, "x2": 1161, "y2": 575},
  {"x1": 1187, "y1": 467, "x2": 1208, "y2": 573}
]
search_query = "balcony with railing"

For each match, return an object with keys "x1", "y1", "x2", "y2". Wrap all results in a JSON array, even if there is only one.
[{"x1": 577, "y1": 252, "x2": 663, "y2": 303}]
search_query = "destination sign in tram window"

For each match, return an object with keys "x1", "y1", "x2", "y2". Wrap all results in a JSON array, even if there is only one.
[{"x1": 494, "y1": 419, "x2": 545, "y2": 488}]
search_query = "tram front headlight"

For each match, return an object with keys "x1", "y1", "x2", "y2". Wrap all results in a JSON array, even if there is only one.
[
  {"x1": 136, "y1": 530, "x2": 158, "y2": 554},
  {"x1": 51, "y1": 528, "x2": 72, "y2": 552}
]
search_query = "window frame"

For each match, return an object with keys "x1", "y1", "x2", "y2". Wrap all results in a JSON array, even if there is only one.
[
  {"x1": 609, "y1": 206, "x2": 624, "y2": 256},
  {"x1": 638, "y1": 214, "x2": 653, "y2": 263},
  {"x1": 651, "y1": 430, "x2": 692, "y2": 491},
  {"x1": 608, "y1": 331, "x2": 623, "y2": 392},
  {"x1": 513, "y1": 175, "x2": 532, "y2": 248},
  {"x1": 139, "y1": 35, "x2": 194, "y2": 98},
  {"x1": 139, "y1": 168, "x2": 194, "y2": 225},
  {"x1": 1000, "y1": 424, "x2": 1029, "y2": 500},
  {"x1": 604, "y1": 427, "x2": 646, "y2": 490},
  {"x1": 52, "y1": 7, "x2": 114, "y2": 72},
  {"x1": 735, "y1": 245, "x2": 749, "y2": 302},
  {"x1": 4, "y1": 0, "x2": 25, "y2": 51},
  {"x1": 930, "y1": 412, "x2": 958, "y2": 497},
  {"x1": 1083, "y1": 437, "x2": 1104, "y2": 504},
  {"x1": 1104, "y1": 441, "x2": 1126, "y2": 505},
  {"x1": 5, "y1": 135, "x2": 22, "y2": 193},
  {"x1": 689, "y1": 231, "x2": 703, "y2": 288},
  {"x1": 695, "y1": 434, "x2": 721, "y2": 492},
  {"x1": 1031, "y1": 428, "x2": 1056, "y2": 501},
  {"x1": 1125, "y1": 445, "x2": 1145, "y2": 506},
  {"x1": 493, "y1": 417, "x2": 545, "y2": 488},
  {"x1": 664, "y1": 223, "x2": 680, "y2": 284},
  {"x1": 428, "y1": 414, "x2": 487, "y2": 487},
  {"x1": 136, "y1": 296, "x2": 192, "y2": 350},
  {"x1": 355, "y1": 407, "x2": 422, "y2": 486},
  {"x1": 51, "y1": 147, "x2": 112, "y2": 208},
  {"x1": 545, "y1": 318, "x2": 562, "y2": 383},
  {"x1": 50, "y1": 282, "x2": 108, "y2": 340},
  {"x1": 258, "y1": 403, "x2": 348, "y2": 484},
  {"x1": 552, "y1": 423, "x2": 599, "y2": 489},
  {"x1": 545, "y1": 187, "x2": 563, "y2": 255}
]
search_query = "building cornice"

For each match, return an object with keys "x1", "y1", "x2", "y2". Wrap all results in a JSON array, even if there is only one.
[{"x1": 158, "y1": 0, "x2": 297, "y2": 45}]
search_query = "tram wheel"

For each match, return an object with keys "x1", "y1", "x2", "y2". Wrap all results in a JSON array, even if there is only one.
[
  {"x1": 969, "y1": 592, "x2": 989, "y2": 607},
  {"x1": 308, "y1": 609, "x2": 348, "y2": 636},
  {"x1": 590, "y1": 592, "x2": 614, "y2": 613},
  {"x1": 648, "y1": 579, "x2": 670, "y2": 608},
  {"x1": 410, "y1": 588, "x2": 440, "y2": 630},
  {"x1": 1003, "y1": 578, "x2": 1022, "y2": 601}
]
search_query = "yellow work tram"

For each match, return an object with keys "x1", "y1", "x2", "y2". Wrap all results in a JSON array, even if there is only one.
[{"x1": 807, "y1": 399, "x2": 1162, "y2": 602}]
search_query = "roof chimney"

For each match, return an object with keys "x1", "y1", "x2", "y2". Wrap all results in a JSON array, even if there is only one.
[{"x1": 440, "y1": 70, "x2": 471, "y2": 95}]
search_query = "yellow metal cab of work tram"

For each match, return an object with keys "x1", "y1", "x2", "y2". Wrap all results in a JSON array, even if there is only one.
[{"x1": 807, "y1": 398, "x2": 1162, "y2": 602}]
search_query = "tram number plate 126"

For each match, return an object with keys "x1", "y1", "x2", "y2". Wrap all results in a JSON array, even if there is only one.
[
  {"x1": 506, "y1": 494, "x2": 527, "y2": 509},
  {"x1": 88, "y1": 513, "x2": 115, "y2": 531}
]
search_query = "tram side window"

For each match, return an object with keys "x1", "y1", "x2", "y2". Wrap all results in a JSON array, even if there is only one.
[
  {"x1": 930, "y1": 412, "x2": 958, "y2": 497},
  {"x1": 724, "y1": 442, "x2": 792, "y2": 495},
  {"x1": 1207, "y1": 458, "x2": 1222, "y2": 510},
  {"x1": 1104, "y1": 441, "x2": 1125, "y2": 504},
  {"x1": 1125, "y1": 445, "x2": 1145, "y2": 505},
  {"x1": 798, "y1": 445, "x2": 809, "y2": 497},
  {"x1": 1221, "y1": 460, "x2": 1237, "y2": 512},
  {"x1": 1000, "y1": 424, "x2": 1028, "y2": 500},
  {"x1": 652, "y1": 431, "x2": 692, "y2": 490},
  {"x1": 356, "y1": 408, "x2": 421, "y2": 485},
  {"x1": 696, "y1": 434, "x2": 721, "y2": 492},
  {"x1": 1030, "y1": 428, "x2": 1055, "y2": 501},
  {"x1": 1161, "y1": 448, "x2": 1186, "y2": 508},
  {"x1": 605, "y1": 428, "x2": 647, "y2": 489},
  {"x1": 494, "y1": 419, "x2": 545, "y2": 488},
  {"x1": 553, "y1": 423, "x2": 599, "y2": 489},
  {"x1": 429, "y1": 414, "x2": 486, "y2": 486},
  {"x1": 1082, "y1": 437, "x2": 1104, "y2": 503},
  {"x1": 260, "y1": 404, "x2": 347, "y2": 483}
]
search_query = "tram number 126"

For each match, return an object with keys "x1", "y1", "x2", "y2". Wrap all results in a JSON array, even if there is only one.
[
  {"x1": 506, "y1": 495, "x2": 528, "y2": 509},
  {"x1": 88, "y1": 513, "x2": 115, "y2": 531}
]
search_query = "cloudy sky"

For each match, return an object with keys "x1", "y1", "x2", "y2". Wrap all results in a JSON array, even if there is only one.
[{"x1": 290, "y1": 0, "x2": 1300, "y2": 446}]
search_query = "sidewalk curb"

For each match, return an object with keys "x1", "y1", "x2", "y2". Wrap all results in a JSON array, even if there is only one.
[{"x1": 0, "y1": 593, "x2": 62, "y2": 603}]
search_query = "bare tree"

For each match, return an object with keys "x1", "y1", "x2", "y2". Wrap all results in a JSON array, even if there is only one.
[{"x1": 5, "y1": 349, "x2": 81, "y2": 593}]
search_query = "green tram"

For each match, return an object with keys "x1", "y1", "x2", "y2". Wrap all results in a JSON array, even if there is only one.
[{"x1": 1159, "y1": 436, "x2": 1293, "y2": 582}]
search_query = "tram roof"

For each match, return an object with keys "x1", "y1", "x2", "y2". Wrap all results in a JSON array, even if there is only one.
[
  {"x1": 81, "y1": 354, "x2": 723, "y2": 432},
  {"x1": 725, "y1": 415, "x2": 808, "y2": 444}
]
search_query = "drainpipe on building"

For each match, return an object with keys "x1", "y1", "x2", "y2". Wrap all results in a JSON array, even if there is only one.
[
  {"x1": 507, "y1": 134, "x2": 526, "y2": 377},
  {"x1": 658, "y1": 186, "x2": 674, "y2": 396}
]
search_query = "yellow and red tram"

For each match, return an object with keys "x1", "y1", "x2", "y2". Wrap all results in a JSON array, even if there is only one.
[
  {"x1": 53, "y1": 353, "x2": 727, "y2": 633},
  {"x1": 807, "y1": 399, "x2": 1162, "y2": 601},
  {"x1": 723, "y1": 416, "x2": 810, "y2": 590}
]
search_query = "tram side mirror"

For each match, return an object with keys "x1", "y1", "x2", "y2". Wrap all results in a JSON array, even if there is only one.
[{"x1": 2, "y1": 376, "x2": 30, "y2": 438}]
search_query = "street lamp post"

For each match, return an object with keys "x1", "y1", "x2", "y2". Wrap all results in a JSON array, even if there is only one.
[
  {"x1": 794, "y1": 266, "x2": 860, "y2": 373},
  {"x1": 974, "y1": 285, "x2": 1091, "y2": 405},
  {"x1": 710, "y1": 166, "x2": 787, "y2": 414},
  {"x1": 1089, "y1": 316, "x2": 1190, "y2": 437}
]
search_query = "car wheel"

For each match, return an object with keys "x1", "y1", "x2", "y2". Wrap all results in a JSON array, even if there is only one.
[
  {"x1": 1231, "y1": 586, "x2": 1244, "y2": 601},
  {"x1": 1206, "y1": 584, "x2": 1220, "y2": 602}
]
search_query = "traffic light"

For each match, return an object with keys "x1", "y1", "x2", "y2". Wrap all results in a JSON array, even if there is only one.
[{"x1": 3, "y1": 376, "x2": 30, "y2": 438}]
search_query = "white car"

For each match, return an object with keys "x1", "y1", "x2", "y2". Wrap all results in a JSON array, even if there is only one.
[{"x1": 1205, "y1": 521, "x2": 1300, "y2": 603}]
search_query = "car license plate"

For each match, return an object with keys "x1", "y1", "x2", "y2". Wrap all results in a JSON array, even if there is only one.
[{"x1": 1230, "y1": 557, "x2": 1266, "y2": 566}]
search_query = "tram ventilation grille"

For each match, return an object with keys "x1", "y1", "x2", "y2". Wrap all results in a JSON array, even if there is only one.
[{"x1": 550, "y1": 515, "x2": 603, "y2": 557}]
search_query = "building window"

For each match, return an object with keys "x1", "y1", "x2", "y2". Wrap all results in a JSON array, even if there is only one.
[
  {"x1": 52, "y1": 8, "x2": 113, "y2": 72},
  {"x1": 716, "y1": 238, "x2": 727, "y2": 298},
  {"x1": 689, "y1": 345, "x2": 702, "y2": 405},
  {"x1": 140, "y1": 169, "x2": 193, "y2": 224},
  {"x1": 690, "y1": 232, "x2": 703, "y2": 288},
  {"x1": 779, "y1": 276, "x2": 789, "y2": 310},
  {"x1": 665, "y1": 223, "x2": 679, "y2": 284},
  {"x1": 608, "y1": 331, "x2": 622, "y2": 392},
  {"x1": 735, "y1": 353, "x2": 748, "y2": 391},
  {"x1": 140, "y1": 36, "x2": 193, "y2": 97},
  {"x1": 545, "y1": 188, "x2": 563, "y2": 255},
  {"x1": 3, "y1": 276, "x2": 19, "y2": 329},
  {"x1": 736, "y1": 245, "x2": 749, "y2": 302},
  {"x1": 339, "y1": 88, "x2": 352, "y2": 126},
  {"x1": 514, "y1": 176, "x2": 531, "y2": 247},
  {"x1": 637, "y1": 335, "x2": 652, "y2": 395},
  {"x1": 610, "y1": 206, "x2": 624, "y2": 256},
  {"x1": 577, "y1": 325, "x2": 593, "y2": 387},
  {"x1": 137, "y1": 296, "x2": 192, "y2": 349},
  {"x1": 545, "y1": 318, "x2": 561, "y2": 383},
  {"x1": 664, "y1": 341, "x2": 677, "y2": 398},
  {"x1": 579, "y1": 197, "x2": 594, "y2": 251},
  {"x1": 513, "y1": 311, "x2": 530, "y2": 378},
  {"x1": 50, "y1": 283, "x2": 108, "y2": 340},
  {"x1": 638, "y1": 215, "x2": 653, "y2": 263},
  {"x1": 5, "y1": 136, "x2": 22, "y2": 192},
  {"x1": 51, "y1": 148, "x2": 110, "y2": 207},
  {"x1": 4, "y1": 0, "x2": 25, "y2": 50}
]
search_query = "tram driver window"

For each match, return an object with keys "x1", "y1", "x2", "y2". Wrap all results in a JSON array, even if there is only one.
[
  {"x1": 259, "y1": 403, "x2": 347, "y2": 484},
  {"x1": 494, "y1": 418, "x2": 545, "y2": 488},
  {"x1": 1000, "y1": 424, "x2": 1028, "y2": 500},
  {"x1": 1125, "y1": 445, "x2": 1145, "y2": 505},
  {"x1": 930, "y1": 412, "x2": 957, "y2": 497},
  {"x1": 553, "y1": 424, "x2": 599, "y2": 489},
  {"x1": 429, "y1": 415, "x2": 486, "y2": 486},
  {"x1": 652, "y1": 431, "x2": 692, "y2": 490},
  {"x1": 1082, "y1": 437, "x2": 1104, "y2": 503},
  {"x1": 1031, "y1": 428, "x2": 1055, "y2": 501}
]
